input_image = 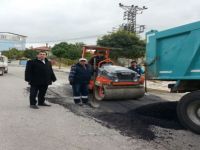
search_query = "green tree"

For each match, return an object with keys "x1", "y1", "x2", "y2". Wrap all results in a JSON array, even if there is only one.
[
  {"x1": 63, "y1": 43, "x2": 82, "y2": 60},
  {"x1": 97, "y1": 30, "x2": 146, "y2": 60},
  {"x1": 52, "y1": 42, "x2": 67, "y2": 69},
  {"x1": 2, "y1": 48, "x2": 24, "y2": 59},
  {"x1": 1, "y1": 51, "x2": 10, "y2": 58},
  {"x1": 51, "y1": 42, "x2": 83, "y2": 68},
  {"x1": 23, "y1": 49, "x2": 38, "y2": 59}
]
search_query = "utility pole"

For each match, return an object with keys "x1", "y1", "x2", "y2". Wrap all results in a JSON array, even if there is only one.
[{"x1": 119, "y1": 3, "x2": 147, "y2": 34}]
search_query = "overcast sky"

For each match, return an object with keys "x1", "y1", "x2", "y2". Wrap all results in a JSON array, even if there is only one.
[{"x1": 1, "y1": 0, "x2": 200, "y2": 47}]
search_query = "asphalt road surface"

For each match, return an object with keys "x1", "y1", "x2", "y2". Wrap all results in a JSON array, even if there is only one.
[{"x1": 0, "y1": 65, "x2": 200, "y2": 150}]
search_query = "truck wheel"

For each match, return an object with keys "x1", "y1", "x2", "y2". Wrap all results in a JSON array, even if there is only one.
[
  {"x1": 177, "y1": 91, "x2": 200, "y2": 134},
  {"x1": 0, "y1": 68, "x2": 4, "y2": 76},
  {"x1": 4, "y1": 68, "x2": 8, "y2": 73}
]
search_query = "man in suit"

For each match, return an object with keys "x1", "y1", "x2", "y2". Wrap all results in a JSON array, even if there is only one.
[{"x1": 25, "y1": 51, "x2": 56, "y2": 109}]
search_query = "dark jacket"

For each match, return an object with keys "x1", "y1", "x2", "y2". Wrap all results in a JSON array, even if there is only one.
[
  {"x1": 68, "y1": 63, "x2": 92, "y2": 84},
  {"x1": 25, "y1": 58, "x2": 56, "y2": 85},
  {"x1": 128, "y1": 66, "x2": 142, "y2": 76},
  {"x1": 89, "y1": 55, "x2": 105, "y2": 67}
]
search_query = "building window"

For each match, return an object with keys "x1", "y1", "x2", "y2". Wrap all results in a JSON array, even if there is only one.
[{"x1": 0, "y1": 35, "x2": 7, "y2": 40}]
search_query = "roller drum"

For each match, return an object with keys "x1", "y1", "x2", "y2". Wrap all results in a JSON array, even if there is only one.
[{"x1": 94, "y1": 85, "x2": 145, "y2": 100}]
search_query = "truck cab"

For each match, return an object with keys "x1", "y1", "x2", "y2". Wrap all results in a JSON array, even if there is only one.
[{"x1": 0, "y1": 54, "x2": 8, "y2": 76}]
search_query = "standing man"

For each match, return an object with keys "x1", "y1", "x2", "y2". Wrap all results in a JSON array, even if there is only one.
[
  {"x1": 25, "y1": 51, "x2": 56, "y2": 109},
  {"x1": 68, "y1": 58, "x2": 92, "y2": 106},
  {"x1": 88, "y1": 51, "x2": 105, "y2": 67},
  {"x1": 128, "y1": 60, "x2": 143, "y2": 76}
]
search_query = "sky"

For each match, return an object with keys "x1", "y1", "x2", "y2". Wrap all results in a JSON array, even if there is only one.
[{"x1": 1, "y1": 0, "x2": 200, "y2": 47}]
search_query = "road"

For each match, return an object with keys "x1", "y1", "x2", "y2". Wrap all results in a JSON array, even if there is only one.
[{"x1": 0, "y1": 65, "x2": 200, "y2": 150}]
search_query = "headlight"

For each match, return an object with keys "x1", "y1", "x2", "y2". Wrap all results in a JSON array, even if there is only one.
[
  {"x1": 112, "y1": 74, "x2": 118, "y2": 82},
  {"x1": 114, "y1": 79, "x2": 119, "y2": 82},
  {"x1": 95, "y1": 81, "x2": 101, "y2": 85}
]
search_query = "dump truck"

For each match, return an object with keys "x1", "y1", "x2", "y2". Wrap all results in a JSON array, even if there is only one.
[
  {"x1": 82, "y1": 45, "x2": 145, "y2": 100},
  {"x1": 146, "y1": 21, "x2": 200, "y2": 134},
  {"x1": 0, "y1": 53, "x2": 8, "y2": 76}
]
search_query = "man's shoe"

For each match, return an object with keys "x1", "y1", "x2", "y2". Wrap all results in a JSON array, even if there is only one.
[
  {"x1": 82, "y1": 102, "x2": 91, "y2": 107},
  {"x1": 30, "y1": 105, "x2": 39, "y2": 109},
  {"x1": 38, "y1": 103, "x2": 51, "y2": 106},
  {"x1": 75, "y1": 103, "x2": 83, "y2": 106}
]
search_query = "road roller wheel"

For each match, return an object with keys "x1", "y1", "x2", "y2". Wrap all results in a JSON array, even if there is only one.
[
  {"x1": 177, "y1": 91, "x2": 200, "y2": 134},
  {"x1": 94, "y1": 85, "x2": 105, "y2": 101}
]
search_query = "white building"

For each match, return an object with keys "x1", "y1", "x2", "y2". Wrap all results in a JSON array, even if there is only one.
[{"x1": 0, "y1": 32, "x2": 27, "y2": 51}]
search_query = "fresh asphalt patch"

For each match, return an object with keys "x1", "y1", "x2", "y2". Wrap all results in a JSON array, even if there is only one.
[
  {"x1": 25, "y1": 85, "x2": 185, "y2": 141},
  {"x1": 45, "y1": 86, "x2": 185, "y2": 141},
  {"x1": 93, "y1": 101, "x2": 184, "y2": 141},
  {"x1": 134, "y1": 101, "x2": 184, "y2": 130}
]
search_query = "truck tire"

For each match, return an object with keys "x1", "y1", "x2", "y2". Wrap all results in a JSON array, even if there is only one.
[
  {"x1": 4, "y1": 68, "x2": 8, "y2": 73},
  {"x1": 0, "y1": 68, "x2": 4, "y2": 76},
  {"x1": 177, "y1": 91, "x2": 200, "y2": 134}
]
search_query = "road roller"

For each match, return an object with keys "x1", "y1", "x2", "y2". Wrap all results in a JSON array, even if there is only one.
[{"x1": 82, "y1": 45, "x2": 145, "y2": 101}]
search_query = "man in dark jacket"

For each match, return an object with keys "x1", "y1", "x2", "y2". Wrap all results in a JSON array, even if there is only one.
[
  {"x1": 25, "y1": 51, "x2": 56, "y2": 109},
  {"x1": 68, "y1": 58, "x2": 92, "y2": 106},
  {"x1": 128, "y1": 60, "x2": 143, "y2": 76},
  {"x1": 88, "y1": 51, "x2": 105, "y2": 68}
]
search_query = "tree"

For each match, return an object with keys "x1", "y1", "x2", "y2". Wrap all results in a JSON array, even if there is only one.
[
  {"x1": 2, "y1": 48, "x2": 24, "y2": 59},
  {"x1": 52, "y1": 42, "x2": 67, "y2": 69},
  {"x1": 1, "y1": 51, "x2": 10, "y2": 58},
  {"x1": 97, "y1": 30, "x2": 146, "y2": 60},
  {"x1": 23, "y1": 49, "x2": 38, "y2": 59},
  {"x1": 63, "y1": 43, "x2": 82, "y2": 60},
  {"x1": 51, "y1": 42, "x2": 83, "y2": 68}
]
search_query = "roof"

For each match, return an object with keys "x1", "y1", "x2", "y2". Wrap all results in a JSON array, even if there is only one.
[
  {"x1": 83, "y1": 45, "x2": 112, "y2": 51},
  {"x1": 32, "y1": 46, "x2": 51, "y2": 51},
  {"x1": 0, "y1": 32, "x2": 27, "y2": 37},
  {"x1": 83, "y1": 45, "x2": 122, "y2": 51}
]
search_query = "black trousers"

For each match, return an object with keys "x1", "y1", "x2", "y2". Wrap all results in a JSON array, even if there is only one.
[
  {"x1": 72, "y1": 83, "x2": 89, "y2": 104},
  {"x1": 30, "y1": 85, "x2": 48, "y2": 105}
]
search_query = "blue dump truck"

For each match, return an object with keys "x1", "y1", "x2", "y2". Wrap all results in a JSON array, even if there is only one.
[{"x1": 146, "y1": 21, "x2": 200, "y2": 134}]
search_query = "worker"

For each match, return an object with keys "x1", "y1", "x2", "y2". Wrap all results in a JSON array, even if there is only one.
[
  {"x1": 68, "y1": 58, "x2": 92, "y2": 106},
  {"x1": 88, "y1": 50, "x2": 105, "y2": 68},
  {"x1": 128, "y1": 60, "x2": 143, "y2": 76}
]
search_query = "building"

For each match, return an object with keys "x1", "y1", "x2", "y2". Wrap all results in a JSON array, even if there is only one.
[{"x1": 0, "y1": 32, "x2": 27, "y2": 51}]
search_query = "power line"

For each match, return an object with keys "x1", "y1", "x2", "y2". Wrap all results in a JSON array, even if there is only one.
[{"x1": 26, "y1": 34, "x2": 105, "y2": 44}]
